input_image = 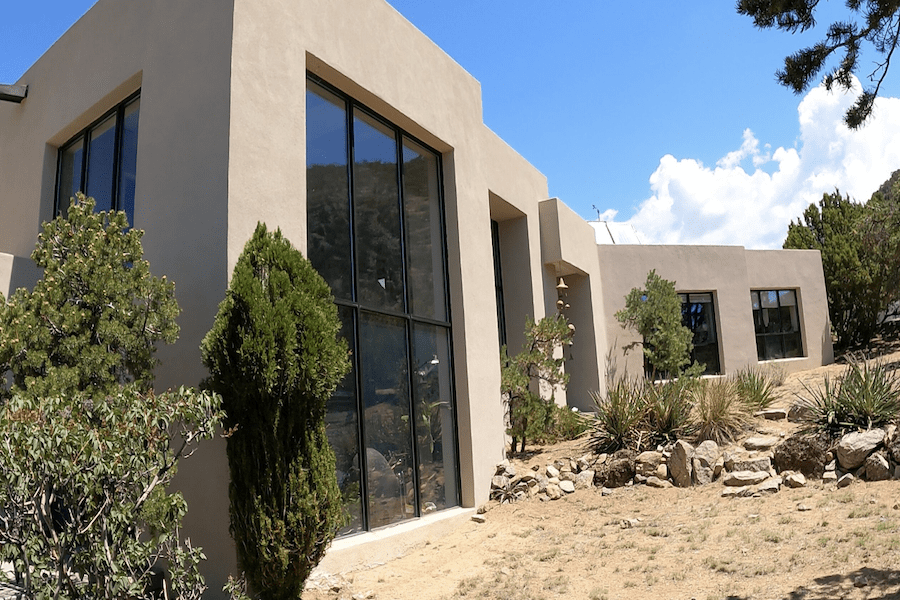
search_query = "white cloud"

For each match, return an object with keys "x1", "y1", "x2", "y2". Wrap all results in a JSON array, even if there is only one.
[{"x1": 623, "y1": 78, "x2": 900, "y2": 249}]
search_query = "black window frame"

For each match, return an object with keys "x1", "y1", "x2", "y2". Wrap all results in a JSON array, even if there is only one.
[
  {"x1": 306, "y1": 74, "x2": 460, "y2": 535},
  {"x1": 752, "y1": 289, "x2": 804, "y2": 361},
  {"x1": 54, "y1": 89, "x2": 141, "y2": 223}
]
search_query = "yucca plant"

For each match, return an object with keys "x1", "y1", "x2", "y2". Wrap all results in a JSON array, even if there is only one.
[
  {"x1": 733, "y1": 367, "x2": 778, "y2": 411},
  {"x1": 643, "y1": 378, "x2": 696, "y2": 443},
  {"x1": 798, "y1": 359, "x2": 900, "y2": 434},
  {"x1": 690, "y1": 378, "x2": 752, "y2": 444},
  {"x1": 591, "y1": 377, "x2": 648, "y2": 452}
]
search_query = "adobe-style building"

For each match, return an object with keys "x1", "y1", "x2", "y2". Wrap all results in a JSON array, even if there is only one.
[{"x1": 0, "y1": 0, "x2": 832, "y2": 593}]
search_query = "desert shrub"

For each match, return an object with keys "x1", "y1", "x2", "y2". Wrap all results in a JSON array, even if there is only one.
[
  {"x1": 733, "y1": 367, "x2": 780, "y2": 411},
  {"x1": 644, "y1": 377, "x2": 697, "y2": 444},
  {"x1": 501, "y1": 314, "x2": 573, "y2": 453},
  {"x1": 0, "y1": 387, "x2": 222, "y2": 600},
  {"x1": 201, "y1": 223, "x2": 351, "y2": 600},
  {"x1": 532, "y1": 403, "x2": 590, "y2": 445},
  {"x1": 591, "y1": 377, "x2": 648, "y2": 452},
  {"x1": 690, "y1": 378, "x2": 752, "y2": 443},
  {"x1": 615, "y1": 270, "x2": 701, "y2": 379},
  {"x1": 798, "y1": 358, "x2": 900, "y2": 434}
]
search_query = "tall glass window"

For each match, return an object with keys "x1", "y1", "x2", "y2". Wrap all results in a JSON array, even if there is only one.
[
  {"x1": 56, "y1": 92, "x2": 141, "y2": 226},
  {"x1": 751, "y1": 289, "x2": 803, "y2": 360},
  {"x1": 307, "y1": 76, "x2": 458, "y2": 535},
  {"x1": 679, "y1": 293, "x2": 720, "y2": 375}
]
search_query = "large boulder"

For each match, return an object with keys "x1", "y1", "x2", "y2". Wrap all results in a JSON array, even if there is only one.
[
  {"x1": 773, "y1": 433, "x2": 829, "y2": 478},
  {"x1": 635, "y1": 451, "x2": 664, "y2": 477},
  {"x1": 692, "y1": 440, "x2": 720, "y2": 485},
  {"x1": 836, "y1": 429, "x2": 885, "y2": 470},
  {"x1": 865, "y1": 452, "x2": 891, "y2": 481},
  {"x1": 669, "y1": 440, "x2": 694, "y2": 487},
  {"x1": 594, "y1": 449, "x2": 635, "y2": 488}
]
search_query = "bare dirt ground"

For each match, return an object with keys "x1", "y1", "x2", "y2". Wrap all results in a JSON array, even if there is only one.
[{"x1": 304, "y1": 350, "x2": 900, "y2": 600}]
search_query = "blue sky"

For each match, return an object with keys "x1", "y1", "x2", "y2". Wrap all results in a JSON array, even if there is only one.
[{"x1": 4, "y1": 1, "x2": 900, "y2": 248}]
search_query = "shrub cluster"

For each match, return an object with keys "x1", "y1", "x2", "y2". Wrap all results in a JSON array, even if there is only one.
[
  {"x1": 798, "y1": 358, "x2": 900, "y2": 435},
  {"x1": 591, "y1": 367, "x2": 785, "y2": 452}
]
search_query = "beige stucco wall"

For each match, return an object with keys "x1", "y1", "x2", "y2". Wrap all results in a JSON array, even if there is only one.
[
  {"x1": 539, "y1": 199, "x2": 609, "y2": 409},
  {"x1": 598, "y1": 244, "x2": 833, "y2": 380}
]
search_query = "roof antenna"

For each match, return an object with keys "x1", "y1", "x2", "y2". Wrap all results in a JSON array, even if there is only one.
[{"x1": 592, "y1": 204, "x2": 602, "y2": 220}]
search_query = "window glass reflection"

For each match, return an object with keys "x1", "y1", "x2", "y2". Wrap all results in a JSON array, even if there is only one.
[
  {"x1": 353, "y1": 110, "x2": 403, "y2": 312},
  {"x1": 85, "y1": 114, "x2": 117, "y2": 213},
  {"x1": 359, "y1": 312, "x2": 414, "y2": 528},
  {"x1": 117, "y1": 98, "x2": 140, "y2": 227},
  {"x1": 403, "y1": 138, "x2": 446, "y2": 320},
  {"x1": 752, "y1": 289, "x2": 803, "y2": 360},
  {"x1": 58, "y1": 138, "x2": 83, "y2": 212},
  {"x1": 325, "y1": 305, "x2": 362, "y2": 534},
  {"x1": 411, "y1": 323, "x2": 457, "y2": 512},
  {"x1": 307, "y1": 83, "x2": 352, "y2": 301}
]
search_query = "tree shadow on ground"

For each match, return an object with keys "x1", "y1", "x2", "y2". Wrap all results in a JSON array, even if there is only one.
[{"x1": 786, "y1": 567, "x2": 900, "y2": 599}]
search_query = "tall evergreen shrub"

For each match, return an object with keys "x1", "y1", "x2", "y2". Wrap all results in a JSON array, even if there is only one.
[{"x1": 201, "y1": 223, "x2": 350, "y2": 599}]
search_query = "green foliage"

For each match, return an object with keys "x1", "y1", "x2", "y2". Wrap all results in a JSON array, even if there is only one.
[
  {"x1": 643, "y1": 377, "x2": 697, "y2": 443},
  {"x1": 500, "y1": 314, "x2": 573, "y2": 453},
  {"x1": 590, "y1": 377, "x2": 647, "y2": 452},
  {"x1": 0, "y1": 193, "x2": 179, "y2": 400},
  {"x1": 0, "y1": 194, "x2": 224, "y2": 598},
  {"x1": 784, "y1": 190, "x2": 896, "y2": 349},
  {"x1": 732, "y1": 367, "x2": 781, "y2": 411},
  {"x1": 615, "y1": 270, "x2": 699, "y2": 378},
  {"x1": 591, "y1": 377, "x2": 696, "y2": 452},
  {"x1": 690, "y1": 378, "x2": 753, "y2": 444},
  {"x1": 737, "y1": 0, "x2": 900, "y2": 128},
  {"x1": 530, "y1": 403, "x2": 590, "y2": 446},
  {"x1": 201, "y1": 223, "x2": 351, "y2": 599},
  {"x1": 798, "y1": 358, "x2": 900, "y2": 435},
  {"x1": 0, "y1": 384, "x2": 223, "y2": 599}
]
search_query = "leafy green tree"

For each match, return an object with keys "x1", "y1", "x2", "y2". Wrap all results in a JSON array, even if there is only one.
[
  {"x1": 784, "y1": 190, "x2": 894, "y2": 349},
  {"x1": 501, "y1": 313, "x2": 573, "y2": 453},
  {"x1": 0, "y1": 387, "x2": 222, "y2": 600},
  {"x1": 860, "y1": 169, "x2": 900, "y2": 313},
  {"x1": 201, "y1": 223, "x2": 351, "y2": 600},
  {"x1": 737, "y1": 0, "x2": 900, "y2": 128},
  {"x1": 0, "y1": 193, "x2": 223, "y2": 599},
  {"x1": 0, "y1": 193, "x2": 179, "y2": 400},
  {"x1": 615, "y1": 270, "x2": 698, "y2": 379}
]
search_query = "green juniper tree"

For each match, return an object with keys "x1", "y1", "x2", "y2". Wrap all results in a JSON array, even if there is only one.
[
  {"x1": 784, "y1": 190, "x2": 894, "y2": 349},
  {"x1": 0, "y1": 193, "x2": 179, "y2": 400},
  {"x1": 0, "y1": 193, "x2": 221, "y2": 599},
  {"x1": 738, "y1": 0, "x2": 900, "y2": 128},
  {"x1": 201, "y1": 223, "x2": 350, "y2": 600},
  {"x1": 615, "y1": 270, "x2": 699, "y2": 379}
]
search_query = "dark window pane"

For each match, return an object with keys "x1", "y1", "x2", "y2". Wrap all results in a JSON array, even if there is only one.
[
  {"x1": 763, "y1": 307, "x2": 781, "y2": 333},
  {"x1": 411, "y1": 323, "x2": 456, "y2": 513},
  {"x1": 765, "y1": 335, "x2": 784, "y2": 359},
  {"x1": 117, "y1": 98, "x2": 140, "y2": 226},
  {"x1": 783, "y1": 332, "x2": 803, "y2": 358},
  {"x1": 85, "y1": 114, "x2": 117, "y2": 213},
  {"x1": 353, "y1": 110, "x2": 403, "y2": 312},
  {"x1": 307, "y1": 83, "x2": 353, "y2": 301},
  {"x1": 58, "y1": 137, "x2": 84, "y2": 213},
  {"x1": 326, "y1": 306, "x2": 362, "y2": 535},
  {"x1": 403, "y1": 138, "x2": 446, "y2": 321},
  {"x1": 359, "y1": 312, "x2": 414, "y2": 528}
]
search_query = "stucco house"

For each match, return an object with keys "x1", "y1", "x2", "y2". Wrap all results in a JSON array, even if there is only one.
[{"x1": 0, "y1": 0, "x2": 832, "y2": 594}]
